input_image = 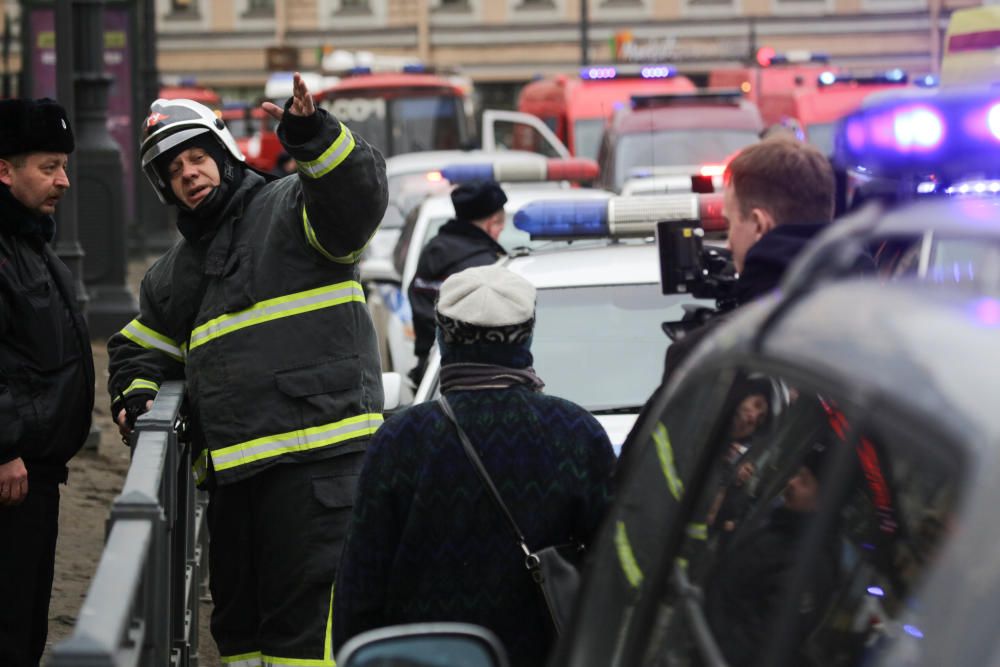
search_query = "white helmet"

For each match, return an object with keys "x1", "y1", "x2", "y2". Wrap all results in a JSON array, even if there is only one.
[{"x1": 140, "y1": 98, "x2": 245, "y2": 204}]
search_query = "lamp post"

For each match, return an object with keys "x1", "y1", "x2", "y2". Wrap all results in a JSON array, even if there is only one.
[
  {"x1": 580, "y1": 0, "x2": 589, "y2": 66},
  {"x1": 71, "y1": 0, "x2": 138, "y2": 337}
]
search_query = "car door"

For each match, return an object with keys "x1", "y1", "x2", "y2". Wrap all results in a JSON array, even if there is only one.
[
  {"x1": 480, "y1": 109, "x2": 571, "y2": 158},
  {"x1": 555, "y1": 364, "x2": 966, "y2": 667}
]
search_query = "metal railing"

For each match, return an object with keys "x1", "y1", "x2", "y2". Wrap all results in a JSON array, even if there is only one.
[{"x1": 50, "y1": 382, "x2": 207, "y2": 667}]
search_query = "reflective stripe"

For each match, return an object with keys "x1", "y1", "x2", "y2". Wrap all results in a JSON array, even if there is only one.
[
  {"x1": 261, "y1": 586, "x2": 335, "y2": 666},
  {"x1": 676, "y1": 557, "x2": 689, "y2": 572},
  {"x1": 211, "y1": 413, "x2": 383, "y2": 472},
  {"x1": 652, "y1": 422, "x2": 684, "y2": 500},
  {"x1": 302, "y1": 207, "x2": 374, "y2": 264},
  {"x1": 686, "y1": 522, "x2": 708, "y2": 541},
  {"x1": 221, "y1": 652, "x2": 262, "y2": 667},
  {"x1": 124, "y1": 378, "x2": 160, "y2": 396},
  {"x1": 192, "y1": 449, "x2": 209, "y2": 486},
  {"x1": 120, "y1": 319, "x2": 184, "y2": 362},
  {"x1": 297, "y1": 122, "x2": 355, "y2": 179},
  {"x1": 614, "y1": 521, "x2": 644, "y2": 589},
  {"x1": 188, "y1": 281, "x2": 366, "y2": 351}
]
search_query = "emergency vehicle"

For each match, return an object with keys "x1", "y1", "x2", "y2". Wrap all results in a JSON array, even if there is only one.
[
  {"x1": 709, "y1": 49, "x2": 838, "y2": 105},
  {"x1": 517, "y1": 64, "x2": 696, "y2": 160},
  {"x1": 940, "y1": 4, "x2": 1000, "y2": 87},
  {"x1": 596, "y1": 90, "x2": 762, "y2": 193},
  {"x1": 313, "y1": 67, "x2": 476, "y2": 159},
  {"x1": 757, "y1": 69, "x2": 911, "y2": 155}
]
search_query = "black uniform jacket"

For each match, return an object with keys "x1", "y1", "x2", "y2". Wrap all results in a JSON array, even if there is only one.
[
  {"x1": 107, "y1": 109, "x2": 388, "y2": 487},
  {"x1": 0, "y1": 185, "x2": 94, "y2": 481},
  {"x1": 408, "y1": 219, "x2": 506, "y2": 359}
]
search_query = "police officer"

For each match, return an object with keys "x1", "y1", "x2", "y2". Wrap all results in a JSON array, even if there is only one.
[
  {"x1": 0, "y1": 98, "x2": 95, "y2": 667},
  {"x1": 408, "y1": 179, "x2": 508, "y2": 384},
  {"x1": 107, "y1": 73, "x2": 387, "y2": 665}
]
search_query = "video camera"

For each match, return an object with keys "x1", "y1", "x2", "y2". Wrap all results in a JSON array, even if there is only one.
[{"x1": 656, "y1": 219, "x2": 739, "y2": 340}]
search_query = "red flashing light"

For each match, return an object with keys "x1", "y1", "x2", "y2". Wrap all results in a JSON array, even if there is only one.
[
  {"x1": 756, "y1": 46, "x2": 776, "y2": 68},
  {"x1": 698, "y1": 193, "x2": 727, "y2": 232},
  {"x1": 700, "y1": 164, "x2": 726, "y2": 177},
  {"x1": 545, "y1": 158, "x2": 599, "y2": 182}
]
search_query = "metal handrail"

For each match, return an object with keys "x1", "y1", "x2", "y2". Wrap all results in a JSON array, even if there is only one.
[{"x1": 49, "y1": 381, "x2": 206, "y2": 667}]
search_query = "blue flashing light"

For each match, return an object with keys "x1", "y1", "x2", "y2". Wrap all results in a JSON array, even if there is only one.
[
  {"x1": 348, "y1": 66, "x2": 373, "y2": 75},
  {"x1": 893, "y1": 106, "x2": 944, "y2": 151},
  {"x1": 866, "y1": 586, "x2": 885, "y2": 597},
  {"x1": 916, "y1": 74, "x2": 939, "y2": 88},
  {"x1": 402, "y1": 63, "x2": 428, "y2": 74},
  {"x1": 581, "y1": 66, "x2": 617, "y2": 80},
  {"x1": 885, "y1": 68, "x2": 906, "y2": 82},
  {"x1": 903, "y1": 625, "x2": 924, "y2": 639},
  {"x1": 440, "y1": 164, "x2": 494, "y2": 183},
  {"x1": 819, "y1": 71, "x2": 837, "y2": 86},
  {"x1": 988, "y1": 103, "x2": 1000, "y2": 141},
  {"x1": 513, "y1": 200, "x2": 609, "y2": 239},
  {"x1": 640, "y1": 65, "x2": 675, "y2": 79}
]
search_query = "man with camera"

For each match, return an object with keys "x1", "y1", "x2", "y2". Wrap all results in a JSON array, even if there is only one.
[
  {"x1": 664, "y1": 137, "x2": 836, "y2": 382},
  {"x1": 618, "y1": 138, "x2": 835, "y2": 470}
]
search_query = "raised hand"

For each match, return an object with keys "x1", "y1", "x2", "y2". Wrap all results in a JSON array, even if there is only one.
[{"x1": 262, "y1": 71, "x2": 316, "y2": 121}]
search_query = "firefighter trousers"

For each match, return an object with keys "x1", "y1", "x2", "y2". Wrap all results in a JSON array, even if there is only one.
[{"x1": 207, "y1": 451, "x2": 365, "y2": 666}]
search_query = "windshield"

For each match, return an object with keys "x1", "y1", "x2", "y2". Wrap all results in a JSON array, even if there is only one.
[
  {"x1": 532, "y1": 284, "x2": 699, "y2": 411},
  {"x1": 574, "y1": 118, "x2": 607, "y2": 160},
  {"x1": 326, "y1": 95, "x2": 465, "y2": 158},
  {"x1": 613, "y1": 129, "x2": 759, "y2": 190},
  {"x1": 806, "y1": 122, "x2": 836, "y2": 156}
]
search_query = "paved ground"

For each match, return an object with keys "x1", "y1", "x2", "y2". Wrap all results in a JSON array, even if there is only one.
[{"x1": 42, "y1": 256, "x2": 221, "y2": 666}]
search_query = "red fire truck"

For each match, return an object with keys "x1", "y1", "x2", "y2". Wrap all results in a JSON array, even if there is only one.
[{"x1": 517, "y1": 64, "x2": 696, "y2": 159}]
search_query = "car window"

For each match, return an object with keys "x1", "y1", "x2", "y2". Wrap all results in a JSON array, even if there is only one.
[
  {"x1": 612, "y1": 129, "x2": 759, "y2": 191},
  {"x1": 490, "y1": 119, "x2": 564, "y2": 158},
  {"x1": 637, "y1": 369, "x2": 964, "y2": 667}
]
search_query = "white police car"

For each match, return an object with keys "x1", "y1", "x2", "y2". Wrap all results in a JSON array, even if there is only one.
[
  {"x1": 370, "y1": 158, "x2": 610, "y2": 377},
  {"x1": 408, "y1": 192, "x2": 724, "y2": 452},
  {"x1": 340, "y1": 88, "x2": 1000, "y2": 667}
]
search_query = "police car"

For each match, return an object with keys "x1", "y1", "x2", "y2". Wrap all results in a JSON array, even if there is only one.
[
  {"x1": 339, "y1": 88, "x2": 1000, "y2": 667},
  {"x1": 406, "y1": 192, "x2": 724, "y2": 451},
  {"x1": 371, "y1": 158, "x2": 609, "y2": 377}
]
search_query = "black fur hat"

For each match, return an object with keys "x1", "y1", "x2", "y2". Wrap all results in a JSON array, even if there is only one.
[{"x1": 0, "y1": 98, "x2": 75, "y2": 158}]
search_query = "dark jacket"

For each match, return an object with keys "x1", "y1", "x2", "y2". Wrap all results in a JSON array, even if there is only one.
[
  {"x1": 705, "y1": 505, "x2": 840, "y2": 667},
  {"x1": 332, "y1": 387, "x2": 616, "y2": 667},
  {"x1": 408, "y1": 219, "x2": 506, "y2": 360},
  {"x1": 0, "y1": 184, "x2": 94, "y2": 481},
  {"x1": 107, "y1": 109, "x2": 388, "y2": 487}
]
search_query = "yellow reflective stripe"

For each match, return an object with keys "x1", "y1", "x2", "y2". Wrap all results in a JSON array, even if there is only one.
[
  {"x1": 188, "y1": 281, "x2": 366, "y2": 351},
  {"x1": 675, "y1": 557, "x2": 689, "y2": 573},
  {"x1": 302, "y1": 208, "x2": 374, "y2": 264},
  {"x1": 652, "y1": 422, "x2": 684, "y2": 500},
  {"x1": 615, "y1": 521, "x2": 644, "y2": 589},
  {"x1": 262, "y1": 656, "x2": 334, "y2": 667},
  {"x1": 211, "y1": 413, "x2": 383, "y2": 472},
  {"x1": 124, "y1": 378, "x2": 160, "y2": 396},
  {"x1": 221, "y1": 652, "x2": 262, "y2": 667},
  {"x1": 297, "y1": 122, "x2": 355, "y2": 179},
  {"x1": 120, "y1": 319, "x2": 184, "y2": 362},
  {"x1": 325, "y1": 584, "x2": 335, "y2": 662},
  {"x1": 686, "y1": 522, "x2": 708, "y2": 541},
  {"x1": 192, "y1": 449, "x2": 209, "y2": 486}
]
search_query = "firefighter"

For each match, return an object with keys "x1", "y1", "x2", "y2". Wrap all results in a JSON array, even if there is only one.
[{"x1": 106, "y1": 73, "x2": 387, "y2": 665}]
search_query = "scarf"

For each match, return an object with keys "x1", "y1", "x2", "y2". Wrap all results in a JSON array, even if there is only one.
[{"x1": 440, "y1": 362, "x2": 545, "y2": 393}]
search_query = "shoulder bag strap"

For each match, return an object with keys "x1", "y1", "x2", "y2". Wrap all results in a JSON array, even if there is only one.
[{"x1": 437, "y1": 396, "x2": 533, "y2": 559}]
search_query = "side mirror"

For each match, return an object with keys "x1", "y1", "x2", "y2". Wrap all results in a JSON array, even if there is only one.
[
  {"x1": 382, "y1": 371, "x2": 414, "y2": 413},
  {"x1": 361, "y1": 257, "x2": 402, "y2": 285},
  {"x1": 337, "y1": 623, "x2": 509, "y2": 667}
]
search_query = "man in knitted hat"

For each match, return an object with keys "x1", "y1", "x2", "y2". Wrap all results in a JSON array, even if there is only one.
[
  {"x1": 107, "y1": 74, "x2": 388, "y2": 664},
  {"x1": 334, "y1": 264, "x2": 615, "y2": 666},
  {"x1": 0, "y1": 98, "x2": 95, "y2": 667},
  {"x1": 408, "y1": 179, "x2": 508, "y2": 385}
]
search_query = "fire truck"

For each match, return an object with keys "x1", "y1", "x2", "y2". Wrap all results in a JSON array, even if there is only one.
[
  {"x1": 517, "y1": 64, "x2": 696, "y2": 159},
  {"x1": 313, "y1": 66, "x2": 476, "y2": 159},
  {"x1": 708, "y1": 49, "x2": 839, "y2": 105}
]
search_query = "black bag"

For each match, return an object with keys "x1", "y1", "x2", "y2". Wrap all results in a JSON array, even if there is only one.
[{"x1": 438, "y1": 396, "x2": 581, "y2": 635}]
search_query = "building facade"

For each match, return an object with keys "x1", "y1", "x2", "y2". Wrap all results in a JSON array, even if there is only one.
[{"x1": 4, "y1": 0, "x2": 980, "y2": 102}]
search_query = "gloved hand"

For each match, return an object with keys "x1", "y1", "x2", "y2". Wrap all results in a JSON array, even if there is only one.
[{"x1": 123, "y1": 394, "x2": 152, "y2": 428}]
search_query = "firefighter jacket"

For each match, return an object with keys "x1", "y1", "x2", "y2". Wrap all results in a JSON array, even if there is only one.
[
  {"x1": 0, "y1": 184, "x2": 94, "y2": 479},
  {"x1": 107, "y1": 109, "x2": 389, "y2": 487}
]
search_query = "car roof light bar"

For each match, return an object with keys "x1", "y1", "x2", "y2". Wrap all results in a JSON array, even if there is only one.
[
  {"x1": 631, "y1": 89, "x2": 743, "y2": 110},
  {"x1": 513, "y1": 193, "x2": 725, "y2": 240},
  {"x1": 580, "y1": 64, "x2": 677, "y2": 81},
  {"x1": 441, "y1": 158, "x2": 599, "y2": 184}
]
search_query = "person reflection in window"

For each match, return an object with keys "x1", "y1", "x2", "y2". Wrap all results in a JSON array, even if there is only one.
[{"x1": 704, "y1": 442, "x2": 841, "y2": 667}]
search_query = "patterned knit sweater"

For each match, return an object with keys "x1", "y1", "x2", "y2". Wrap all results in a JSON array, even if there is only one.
[{"x1": 332, "y1": 386, "x2": 616, "y2": 666}]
